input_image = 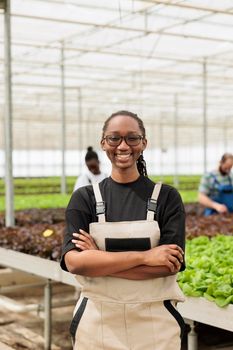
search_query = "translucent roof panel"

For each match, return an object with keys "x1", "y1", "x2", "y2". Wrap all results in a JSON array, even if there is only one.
[{"x1": 1, "y1": 0, "x2": 233, "y2": 153}]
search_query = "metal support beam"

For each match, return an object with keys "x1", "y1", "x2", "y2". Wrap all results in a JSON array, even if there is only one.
[
  {"x1": 203, "y1": 59, "x2": 207, "y2": 173},
  {"x1": 173, "y1": 94, "x2": 179, "y2": 188},
  {"x1": 223, "y1": 117, "x2": 228, "y2": 151},
  {"x1": 78, "y1": 88, "x2": 82, "y2": 175},
  {"x1": 187, "y1": 321, "x2": 198, "y2": 350},
  {"x1": 44, "y1": 280, "x2": 52, "y2": 350},
  {"x1": 4, "y1": 0, "x2": 14, "y2": 226},
  {"x1": 60, "y1": 43, "x2": 66, "y2": 194},
  {"x1": 159, "y1": 117, "x2": 164, "y2": 179},
  {"x1": 141, "y1": 0, "x2": 233, "y2": 16},
  {"x1": 11, "y1": 13, "x2": 233, "y2": 45}
]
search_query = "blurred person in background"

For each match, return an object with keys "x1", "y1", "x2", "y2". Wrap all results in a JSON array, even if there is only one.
[
  {"x1": 198, "y1": 153, "x2": 233, "y2": 216},
  {"x1": 61, "y1": 111, "x2": 185, "y2": 350},
  {"x1": 74, "y1": 146, "x2": 108, "y2": 191},
  {"x1": 73, "y1": 146, "x2": 108, "y2": 299}
]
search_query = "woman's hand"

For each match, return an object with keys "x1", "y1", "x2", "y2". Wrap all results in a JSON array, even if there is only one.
[
  {"x1": 143, "y1": 244, "x2": 184, "y2": 272},
  {"x1": 72, "y1": 229, "x2": 99, "y2": 251}
]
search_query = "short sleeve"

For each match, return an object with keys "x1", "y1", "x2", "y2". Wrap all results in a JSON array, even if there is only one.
[
  {"x1": 198, "y1": 173, "x2": 213, "y2": 195},
  {"x1": 73, "y1": 174, "x2": 90, "y2": 191},
  {"x1": 157, "y1": 187, "x2": 186, "y2": 271},
  {"x1": 60, "y1": 187, "x2": 95, "y2": 271}
]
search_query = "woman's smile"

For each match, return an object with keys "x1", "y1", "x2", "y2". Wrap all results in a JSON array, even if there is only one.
[
  {"x1": 100, "y1": 114, "x2": 147, "y2": 182},
  {"x1": 115, "y1": 152, "x2": 132, "y2": 161}
]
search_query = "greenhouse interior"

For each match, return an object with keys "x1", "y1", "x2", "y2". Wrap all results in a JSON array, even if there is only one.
[{"x1": 0, "y1": 1, "x2": 233, "y2": 349}]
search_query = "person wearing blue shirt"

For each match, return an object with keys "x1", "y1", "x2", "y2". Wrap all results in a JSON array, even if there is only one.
[{"x1": 198, "y1": 153, "x2": 233, "y2": 216}]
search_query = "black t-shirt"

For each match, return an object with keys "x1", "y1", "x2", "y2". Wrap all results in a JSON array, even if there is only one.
[{"x1": 61, "y1": 176, "x2": 185, "y2": 271}]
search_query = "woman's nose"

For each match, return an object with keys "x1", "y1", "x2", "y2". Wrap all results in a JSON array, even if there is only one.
[{"x1": 117, "y1": 138, "x2": 130, "y2": 149}]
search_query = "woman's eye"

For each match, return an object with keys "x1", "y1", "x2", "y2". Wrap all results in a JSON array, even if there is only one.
[
  {"x1": 128, "y1": 136, "x2": 138, "y2": 141},
  {"x1": 110, "y1": 136, "x2": 120, "y2": 141}
]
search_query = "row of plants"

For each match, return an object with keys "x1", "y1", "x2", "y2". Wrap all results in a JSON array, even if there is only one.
[
  {"x1": 0, "y1": 176, "x2": 198, "y2": 211},
  {"x1": 1, "y1": 228, "x2": 232, "y2": 308},
  {"x1": 0, "y1": 191, "x2": 198, "y2": 212},
  {"x1": 1, "y1": 207, "x2": 233, "y2": 308},
  {"x1": 0, "y1": 176, "x2": 76, "y2": 187},
  {"x1": 0, "y1": 194, "x2": 71, "y2": 212},
  {"x1": 178, "y1": 235, "x2": 233, "y2": 307},
  {"x1": 0, "y1": 175, "x2": 201, "y2": 196},
  {"x1": 0, "y1": 175, "x2": 201, "y2": 187},
  {"x1": 0, "y1": 177, "x2": 77, "y2": 195}
]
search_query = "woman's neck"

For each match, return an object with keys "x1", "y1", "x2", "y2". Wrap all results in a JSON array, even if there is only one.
[{"x1": 111, "y1": 168, "x2": 140, "y2": 183}]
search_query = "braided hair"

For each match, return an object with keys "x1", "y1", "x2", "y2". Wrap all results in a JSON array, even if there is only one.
[
  {"x1": 137, "y1": 153, "x2": 148, "y2": 177},
  {"x1": 102, "y1": 110, "x2": 148, "y2": 177}
]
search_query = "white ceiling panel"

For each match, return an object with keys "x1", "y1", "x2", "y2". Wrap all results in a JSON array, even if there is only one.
[{"x1": 1, "y1": 0, "x2": 233, "y2": 150}]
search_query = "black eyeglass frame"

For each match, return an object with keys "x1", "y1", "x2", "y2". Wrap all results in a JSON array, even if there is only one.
[{"x1": 102, "y1": 134, "x2": 144, "y2": 147}]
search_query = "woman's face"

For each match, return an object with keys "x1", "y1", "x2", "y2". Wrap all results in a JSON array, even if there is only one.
[
  {"x1": 101, "y1": 115, "x2": 147, "y2": 172},
  {"x1": 86, "y1": 158, "x2": 100, "y2": 175}
]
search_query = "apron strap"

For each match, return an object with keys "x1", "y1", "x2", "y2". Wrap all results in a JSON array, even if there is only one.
[
  {"x1": 92, "y1": 183, "x2": 105, "y2": 223},
  {"x1": 147, "y1": 182, "x2": 162, "y2": 221},
  {"x1": 93, "y1": 181, "x2": 162, "y2": 222}
]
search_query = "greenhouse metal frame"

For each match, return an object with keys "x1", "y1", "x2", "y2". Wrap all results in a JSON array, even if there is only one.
[{"x1": 1, "y1": 0, "x2": 233, "y2": 222}]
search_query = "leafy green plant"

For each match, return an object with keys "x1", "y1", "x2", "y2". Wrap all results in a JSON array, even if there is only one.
[
  {"x1": 178, "y1": 235, "x2": 233, "y2": 307},
  {"x1": 0, "y1": 194, "x2": 71, "y2": 211},
  {"x1": 0, "y1": 175, "x2": 198, "y2": 211}
]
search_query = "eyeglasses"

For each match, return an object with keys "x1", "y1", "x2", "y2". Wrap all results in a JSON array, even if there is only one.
[{"x1": 103, "y1": 134, "x2": 144, "y2": 147}]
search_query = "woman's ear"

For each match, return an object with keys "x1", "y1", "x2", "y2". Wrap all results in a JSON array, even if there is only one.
[
  {"x1": 142, "y1": 138, "x2": 147, "y2": 151},
  {"x1": 100, "y1": 139, "x2": 105, "y2": 151}
]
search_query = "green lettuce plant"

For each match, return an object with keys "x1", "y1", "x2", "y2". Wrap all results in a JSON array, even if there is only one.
[{"x1": 178, "y1": 235, "x2": 233, "y2": 307}]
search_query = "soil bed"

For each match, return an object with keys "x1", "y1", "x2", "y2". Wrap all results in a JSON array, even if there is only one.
[{"x1": 1, "y1": 206, "x2": 233, "y2": 260}]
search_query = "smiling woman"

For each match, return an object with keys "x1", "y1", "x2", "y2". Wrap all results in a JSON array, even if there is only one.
[
  {"x1": 100, "y1": 110, "x2": 148, "y2": 179},
  {"x1": 61, "y1": 110, "x2": 186, "y2": 350}
]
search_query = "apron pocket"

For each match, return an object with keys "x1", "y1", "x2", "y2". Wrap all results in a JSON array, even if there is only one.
[
  {"x1": 105, "y1": 237, "x2": 151, "y2": 251},
  {"x1": 163, "y1": 300, "x2": 185, "y2": 339},
  {"x1": 70, "y1": 297, "x2": 88, "y2": 343}
]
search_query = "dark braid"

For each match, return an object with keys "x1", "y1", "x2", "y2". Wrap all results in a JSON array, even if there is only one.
[
  {"x1": 137, "y1": 154, "x2": 148, "y2": 177},
  {"x1": 102, "y1": 110, "x2": 148, "y2": 177}
]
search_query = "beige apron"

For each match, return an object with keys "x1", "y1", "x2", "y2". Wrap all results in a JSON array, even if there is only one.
[{"x1": 70, "y1": 182, "x2": 185, "y2": 350}]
